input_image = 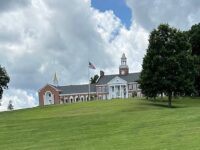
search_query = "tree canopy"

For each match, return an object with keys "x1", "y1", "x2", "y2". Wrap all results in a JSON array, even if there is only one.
[
  {"x1": 90, "y1": 74, "x2": 99, "y2": 84},
  {"x1": 188, "y1": 23, "x2": 200, "y2": 96},
  {"x1": 0, "y1": 65, "x2": 10, "y2": 99},
  {"x1": 7, "y1": 100, "x2": 14, "y2": 111},
  {"x1": 139, "y1": 24, "x2": 196, "y2": 107}
]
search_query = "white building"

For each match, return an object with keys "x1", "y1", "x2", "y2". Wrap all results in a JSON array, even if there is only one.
[{"x1": 96, "y1": 53, "x2": 141, "y2": 99}]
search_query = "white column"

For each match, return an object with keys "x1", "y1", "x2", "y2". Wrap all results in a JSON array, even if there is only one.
[
  {"x1": 121, "y1": 85, "x2": 123, "y2": 98},
  {"x1": 114, "y1": 85, "x2": 116, "y2": 98},
  {"x1": 110, "y1": 86, "x2": 112, "y2": 99},
  {"x1": 43, "y1": 95, "x2": 46, "y2": 105},
  {"x1": 74, "y1": 97, "x2": 76, "y2": 103},
  {"x1": 126, "y1": 84, "x2": 128, "y2": 98},
  {"x1": 122, "y1": 85, "x2": 125, "y2": 98},
  {"x1": 108, "y1": 86, "x2": 110, "y2": 99},
  {"x1": 119, "y1": 85, "x2": 121, "y2": 98}
]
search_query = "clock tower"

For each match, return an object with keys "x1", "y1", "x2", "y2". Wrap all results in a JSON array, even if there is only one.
[{"x1": 119, "y1": 53, "x2": 129, "y2": 75}]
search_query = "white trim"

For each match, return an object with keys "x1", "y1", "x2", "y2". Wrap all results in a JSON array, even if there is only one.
[
  {"x1": 128, "y1": 82, "x2": 137, "y2": 84},
  {"x1": 60, "y1": 92, "x2": 96, "y2": 96},
  {"x1": 96, "y1": 84, "x2": 107, "y2": 87},
  {"x1": 38, "y1": 84, "x2": 61, "y2": 92},
  {"x1": 107, "y1": 76, "x2": 127, "y2": 85},
  {"x1": 44, "y1": 91, "x2": 54, "y2": 105},
  {"x1": 97, "y1": 92, "x2": 108, "y2": 94}
]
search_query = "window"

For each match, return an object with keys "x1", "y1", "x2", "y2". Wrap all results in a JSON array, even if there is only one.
[
  {"x1": 129, "y1": 84, "x2": 133, "y2": 90},
  {"x1": 105, "y1": 86, "x2": 108, "y2": 92},
  {"x1": 98, "y1": 87, "x2": 102, "y2": 92},
  {"x1": 112, "y1": 86, "x2": 114, "y2": 92},
  {"x1": 49, "y1": 93, "x2": 51, "y2": 97},
  {"x1": 133, "y1": 84, "x2": 137, "y2": 90},
  {"x1": 102, "y1": 86, "x2": 105, "y2": 92},
  {"x1": 137, "y1": 84, "x2": 141, "y2": 90}
]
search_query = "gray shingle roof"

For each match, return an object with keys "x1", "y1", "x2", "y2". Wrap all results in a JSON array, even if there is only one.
[
  {"x1": 56, "y1": 84, "x2": 96, "y2": 95},
  {"x1": 51, "y1": 73, "x2": 140, "y2": 94},
  {"x1": 97, "y1": 72, "x2": 140, "y2": 85}
]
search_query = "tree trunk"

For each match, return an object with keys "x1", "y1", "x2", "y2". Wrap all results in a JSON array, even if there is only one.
[{"x1": 168, "y1": 93, "x2": 172, "y2": 108}]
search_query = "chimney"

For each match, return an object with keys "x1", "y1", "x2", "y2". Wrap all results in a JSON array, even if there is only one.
[{"x1": 100, "y1": 70, "x2": 104, "y2": 77}]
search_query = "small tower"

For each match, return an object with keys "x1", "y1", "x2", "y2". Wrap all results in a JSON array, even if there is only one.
[
  {"x1": 53, "y1": 72, "x2": 59, "y2": 86},
  {"x1": 119, "y1": 53, "x2": 129, "y2": 75}
]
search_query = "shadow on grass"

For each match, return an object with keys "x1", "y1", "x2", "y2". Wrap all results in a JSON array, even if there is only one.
[
  {"x1": 146, "y1": 103, "x2": 184, "y2": 108},
  {"x1": 120, "y1": 100, "x2": 186, "y2": 113}
]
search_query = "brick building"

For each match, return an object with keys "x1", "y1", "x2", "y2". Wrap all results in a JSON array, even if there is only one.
[{"x1": 38, "y1": 53, "x2": 141, "y2": 106}]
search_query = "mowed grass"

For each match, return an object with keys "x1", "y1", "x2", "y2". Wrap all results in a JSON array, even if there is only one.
[{"x1": 0, "y1": 97, "x2": 200, "y2": 150}]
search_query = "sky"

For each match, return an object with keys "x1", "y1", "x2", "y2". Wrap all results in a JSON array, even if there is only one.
[
  {"x1": 0, "y1": 0, "x2": 200, "y2": 111},
  {"x1": 92, "y1": 0, "x2": 132, "y2": 29}
]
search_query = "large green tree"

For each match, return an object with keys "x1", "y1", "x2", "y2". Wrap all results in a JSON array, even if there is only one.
[
  {"x1": 140, "y1": 24, "x2": 195, "y2": 107},
  {"x1": 188, "y1": 23, "x2": 200, "y2": 96},
  {"x1": 0, "y1": 65, "x2": 10, "y2": 99},
  {"x1": 90, "y1": 74, "x2": 99, "y2": 84}
]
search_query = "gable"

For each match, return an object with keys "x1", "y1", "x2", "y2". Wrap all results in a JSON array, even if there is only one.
[
  {"x1": 97, "y1": 73, "x2": 140, "y2": 85},
  {"x1": 38, "y1": 84, "x2": 60, "y2": 93},
  {"x1": 108, "y1": 76, "x2": 127, "y2": 85}
]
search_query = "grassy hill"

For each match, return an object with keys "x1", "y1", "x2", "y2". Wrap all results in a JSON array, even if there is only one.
[{"x1": 0, "y1": 97, "x2": 200, "y2": 150}]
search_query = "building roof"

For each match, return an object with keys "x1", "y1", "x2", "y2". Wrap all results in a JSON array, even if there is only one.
[
  {"x1": 97, "y1": 72, "x2": 140, "y2": 85},
  {"x1": 49, "y1": 73, "x2": 140, "y2": 94},
  {"x1": 56, "y1": 84, "x2": 96, "y2": 95}
]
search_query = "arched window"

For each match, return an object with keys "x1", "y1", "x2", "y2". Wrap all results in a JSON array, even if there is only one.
[{"x1": 44, "y1": 91, "x2": 54, "y2": 105}]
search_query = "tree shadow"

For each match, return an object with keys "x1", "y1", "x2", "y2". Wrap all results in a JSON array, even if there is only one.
[{"x1": 146, "y1": 103, "x2": 184, "y2": 108}]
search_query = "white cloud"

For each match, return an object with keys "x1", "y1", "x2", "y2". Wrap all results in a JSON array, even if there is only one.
[
  {"x1": 126, "y1": 0, "x2": 200, "y2": 31},
  {"x1": 108, "y1": 22, "x2": 149, "y2": 72},
  {"x1": 91, "y1": 9, "x2": 149, "y2": 74},
  {"x1": 0, "y1": 89, "x2": 38, "y2": 112},
  {"x1": 93, "y1": 9, "x2": 122, "y2": 42}
]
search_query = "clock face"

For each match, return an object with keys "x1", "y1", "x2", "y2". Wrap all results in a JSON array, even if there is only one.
[{"x1": 121, "y1": 70, "x2": 125, "y2": 75}]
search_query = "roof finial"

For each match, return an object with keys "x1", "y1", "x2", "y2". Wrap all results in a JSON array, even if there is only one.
[
  {"x1": 53, "y1": 72, "x2": 58, "y2": 86},
  {"x1": 121, "y1": 53, "x2": 126, "y2": 59}
]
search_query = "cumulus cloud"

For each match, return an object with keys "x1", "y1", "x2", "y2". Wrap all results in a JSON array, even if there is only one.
[
  {"x1": 0, "y1": 0, "x2": 126, "y2": 111},
  {"x1": 126, "y1": 0, "x2": 200, "y2": 31},
  {"x1": 91, "y1": 9, "x2": 149, "y2": 74},
  {"x1": 0, "y1": 89, "x2": 38, "y2": 112},
  {"x1": 0, "y1": 0, "x2": 115, "y2": 91},
  {"x1": 0, "y1": 0, "x2": 30, "y2": 13}
]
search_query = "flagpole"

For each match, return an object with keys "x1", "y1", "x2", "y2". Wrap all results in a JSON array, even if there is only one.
[
  {"x1": 88, "y1": 64, "x2": 90, "y2": 101},
  {"x1": 88, "y1": 49, "x2": 90, "y2": 101},
  {"x1": 88, "y1": 61, "x2": 95, "y2": 101}
]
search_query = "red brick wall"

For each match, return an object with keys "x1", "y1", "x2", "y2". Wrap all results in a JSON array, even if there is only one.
[
  {"x1": 38, "y1": 85, "x2": 60, "y2": 106},
  {"x1": 119, "y1": 68, "x2": 129, "y2": 75}
]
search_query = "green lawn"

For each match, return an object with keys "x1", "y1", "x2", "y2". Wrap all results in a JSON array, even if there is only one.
[{"x1": 0, "y1": 97, "x2": 200, "y2": 150}]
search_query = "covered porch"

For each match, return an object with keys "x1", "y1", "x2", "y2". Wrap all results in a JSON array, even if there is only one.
[
  {"x1": 107, "y1": 76, "x2": 128, "y2": 99},
  {"x1": 108, "y1": 85, "x2": 128, "y2": 99}
]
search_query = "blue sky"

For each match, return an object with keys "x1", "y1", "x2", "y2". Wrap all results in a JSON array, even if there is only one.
[{"x1": 91, "y1": 0, "x2": 132, "y2": 29}]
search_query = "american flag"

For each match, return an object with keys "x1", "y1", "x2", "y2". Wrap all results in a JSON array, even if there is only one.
[{"x1": 89, "y1": 62, "x2": 96, "y2": 69}]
